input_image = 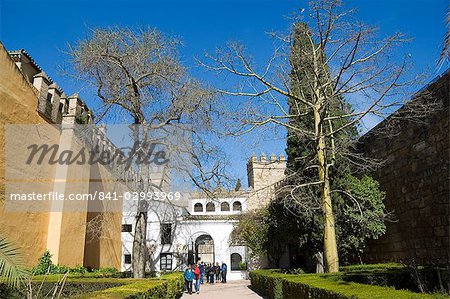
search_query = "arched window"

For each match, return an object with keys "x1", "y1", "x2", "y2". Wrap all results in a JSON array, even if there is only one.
[
  {"x1": 232, "y1": 201, "x2": 242, "y2": 211},
  {"x1": 230, "y1": 253, "x2": 243, "y2": 271},
  {"x1": 194, "y1": 203, "x2": 203, "y2": 212},
  {"x1": 206, "y1": 202, "x2": 215, "y2": 212},
  {"x1": 221, "y1": 202, "x2": 230, "y2": 211}
]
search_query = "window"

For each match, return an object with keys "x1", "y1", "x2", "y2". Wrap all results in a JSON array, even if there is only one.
[
  {"x1": 206, "y1": 202, "x2": 215, "y2": 212},
  {"x1": 160, "y1": 223, "x2": 172, "y2": 245},
  {"x1": 121, "y1": 224, "x2": 132, "y2": 232},
  {"x1": 194, "y1": 203, "x2": 203, "y2": 212},
  {"x1": 160, "y1": 253, "x2": 173, "y2": 271},
  {"x1": 64, "y1": 100, "x2": 69, "y2": 114},
  {"x1": 46, "y1": 92, "x2": 52, "y2": 102},
  {"x1": 124, "y1": 254, "x2": 131, "y2": 264},
  {"x1": 231, "y1": 253, "x2": 242, "y2": 271},
  {"x1": 221, "y1": 202, "x2": 230, "y2": 211},
  {"x1": 232, "y1": 201, "x2": 242, "y2": 211}
]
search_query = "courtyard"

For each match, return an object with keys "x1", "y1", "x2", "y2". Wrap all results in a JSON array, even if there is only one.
[
  {"x1": 181, "y1": 280, "x2": 262, "y2": 299},
  {"x1": 0, "y1": 0, "x2": 448, "y2": 298}
]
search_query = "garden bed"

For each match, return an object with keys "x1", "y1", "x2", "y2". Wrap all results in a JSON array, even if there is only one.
[
  {"x1": 341, "y1": 263, "x2": 450, "y2": 294},
  {"x1": 250, "y1": 269, "x2": 450, "y2": 299},
  {"x1": 0, "y1": 272, "x2": 183, "y2": 299}
]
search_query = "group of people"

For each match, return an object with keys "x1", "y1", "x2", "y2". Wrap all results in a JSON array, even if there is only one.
[{"x1": 183, "y1": 260, "x2": 228, "y2": 295}]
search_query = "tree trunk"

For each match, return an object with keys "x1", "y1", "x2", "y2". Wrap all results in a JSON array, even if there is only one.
[
  {"x1": 314, "y1": 109, "x2": 339, "y2": 273},
  {"x1": 131, "y1": 123, "x2": 149, "y2": 279},
  {"x1": 321, "y1": 173, "x2": 339, "y2": 272},
  {"x1": 132, "y1": 207, "x2": 147, "y2": 278}
]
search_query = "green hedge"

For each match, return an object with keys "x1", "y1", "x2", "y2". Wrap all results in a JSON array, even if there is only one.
[
  {"x1": 1, "y1": 272, "x2": 184, "y2": 299},
  {"x1": 0, "y1": 278, "x2": 125, "y2": 299},
  {"x1": 340, "y1": 263, "x2": 449, "y2": 293},
  {"x1": 340, "y1": 263, "x2": 404, "y2": 272},
  {"x1": 74, "y1": 272, "x2": 184, "y2": 299},
  {"x1": 250, "y1": 270, "x2": 450, "y2": 299}
]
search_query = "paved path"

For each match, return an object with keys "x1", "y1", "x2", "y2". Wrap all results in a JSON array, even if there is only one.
[{"x1": 181, "y1": 280, "x2": 262, "y2": 299}]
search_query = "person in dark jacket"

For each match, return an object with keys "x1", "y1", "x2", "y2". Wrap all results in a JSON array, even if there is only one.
[
  {"x1": 183, "y1": 265, "x2": 194, "y2": 294},
  {"x1": 199, "y1": 262, "x2": 204, "y2": 284},
  {"x1": 221, "y1": 262, "x2": 227, "y2": 283},
  {"x1": 215, "y1": 262, "x2": 221, "y2": 282},
  {"x1": 208, "y1": 263, "x2": 215, "y2": 283}
]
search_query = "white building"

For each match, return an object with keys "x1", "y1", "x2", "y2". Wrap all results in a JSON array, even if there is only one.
[{"x1": 121, "y1": 154, "x2": 287, "y2": 280}]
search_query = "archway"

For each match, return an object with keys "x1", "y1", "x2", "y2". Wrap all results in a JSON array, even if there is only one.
[{"x1": 195, "y1": 234, "x2": 214, "y2": 264}]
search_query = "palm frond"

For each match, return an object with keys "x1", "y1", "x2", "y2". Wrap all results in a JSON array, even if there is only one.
[{"x1": 0, "y1": 236, "x2": 28, "y2": 287}]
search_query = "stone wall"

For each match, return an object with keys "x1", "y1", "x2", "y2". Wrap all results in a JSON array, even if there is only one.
[
  {"x1": 0, "y1": 42, "x2": 125, "y2": 269},
  {"x1": 362, "y1": 71, "x2": 449, "y2": 264},
  {"x1": 246, "y1": 154, "x2": 286, "y2": 210}
]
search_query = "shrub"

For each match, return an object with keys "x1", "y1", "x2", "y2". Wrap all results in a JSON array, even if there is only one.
[
  {"x1": 33, "y1": 251, "x2": 122, "y2": 277},
  {"x1": 32, "y1": 250, "x2": 90, "y2": 275},
  {"x1": 340, "y1": 263, "x2": 403, "y2": 272},
  {"x1": 33, "y1": 250, "x2": 55, "y2": 275},
  {"x1": 1, "y1": 272, "x2": 184, "y2": 299},
  {"x1": 239, "y1": 262, "x2": 248, "y2": 270},
  {"x1": 0, "y1": 278, "x2": 125, "y2": 298},
  {"x1": 340, "y1": 263, "x2": 450, "y2": 294},
  {"x1": 74, "y1": 272, "x2": 184, "y2": 299},
  {"x1": 250, "y1": 269, "x2": 449, "y2": 299}
]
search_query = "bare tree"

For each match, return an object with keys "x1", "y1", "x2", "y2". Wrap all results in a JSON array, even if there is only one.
[
  {"x1": 201, "y1": 0, "x2": 434, "y2": 272},
  {"x1": 66, "y1": 26, "x2": 222, "y2": 278}
]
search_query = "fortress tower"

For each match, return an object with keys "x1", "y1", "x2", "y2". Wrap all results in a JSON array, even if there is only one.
[{"x1": 246, "y1": 153, "x2": 286, "y2": 209}]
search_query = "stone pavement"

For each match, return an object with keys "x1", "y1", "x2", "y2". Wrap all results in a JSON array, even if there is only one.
[{"x1": 181, "y1": 280, "x2": 262, "y2": 299}]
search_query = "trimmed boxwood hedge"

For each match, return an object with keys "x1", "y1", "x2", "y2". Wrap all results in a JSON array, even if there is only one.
[
  {"x1": 339, "y1": 263, "x2": 450, "y2": 294},
  {"x1": 0, "y1": 272, "x2": 184, "y2": 299},
  {"x1": 250, "y1": 269, "x2": 450, "y2": 299},
  {"x1": 73, "y1": 272, "x2": 184, "y2": 299}
]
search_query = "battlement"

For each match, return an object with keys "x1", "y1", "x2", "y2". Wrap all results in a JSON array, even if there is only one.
[
  {"x1": 248, "y1": 153, "x2": 286, "y2": 164},
  {"x1": 247, "y1": 154, "x2": 286, "y2": 189},
  {"x1": 6, "y1": 48, "x2": 164, "y2": 192},
  {"x1": 82, "y1": 125, "x2": 170, "y2": 192}
]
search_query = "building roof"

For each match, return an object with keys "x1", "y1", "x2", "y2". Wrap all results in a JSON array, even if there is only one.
[
  {"x1": 187, "y1": 189, "x2": 248, "y2": 200},
  {"x1": 9, "y1": 49, "x2": 42, "y2": 72},
  {"x1": 182, "y1": 214, "x2": 241, "y2": 221},
  {"x1": 8, "y1": 49, "x2": 55, "y2": 83}
]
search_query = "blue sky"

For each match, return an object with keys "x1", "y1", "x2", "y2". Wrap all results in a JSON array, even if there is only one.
[{"x1": 0, "y1": 0, "x2": 447, "y2": 187}]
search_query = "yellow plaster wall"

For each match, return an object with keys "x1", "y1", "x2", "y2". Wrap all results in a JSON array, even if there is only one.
[
  {"x1": 0, "y1": 42, "x2": 123, "y2": 270},
  {"x1": 83, "y1": 163, "x2": 124, "y2": 269},
  {"x1": 0, "y1": 42, "x2": 51, "y2": 267}
]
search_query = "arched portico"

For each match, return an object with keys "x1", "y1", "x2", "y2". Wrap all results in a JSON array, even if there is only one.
[{"x1": 187, "y1": 232, "x2": 215, "y2": 265}]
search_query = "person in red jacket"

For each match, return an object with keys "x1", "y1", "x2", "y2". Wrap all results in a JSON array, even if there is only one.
[{"x1": 193, "y1": 263, "x2": 201, "y2": 294}]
